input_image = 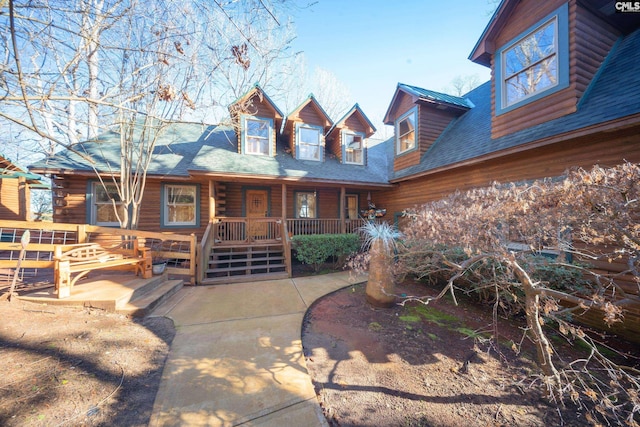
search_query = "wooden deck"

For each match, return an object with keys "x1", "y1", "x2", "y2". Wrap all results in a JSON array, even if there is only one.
[{"x1": 14, "y1": 271, "x2": 183, "y2": 317}]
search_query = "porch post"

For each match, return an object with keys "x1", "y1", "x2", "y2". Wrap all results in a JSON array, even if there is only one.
[
  {"x1": 209, "y1": 180, "x2": 216, "y2": 221},
  {"x1": 340, "y1": 186, "x2": 346, "y2": 234},
  {"x1": 281, "y1": 184, "x2": 287, "y2": 222}
]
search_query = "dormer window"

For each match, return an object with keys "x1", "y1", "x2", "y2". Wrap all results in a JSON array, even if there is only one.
[
  {"x1": 504, "y1": 19, "x2": 557, "y2": 106},
  {"x1": 396, "y1": 107, "x2": 417, "y2": 155},
  {"x1": 243, "y1": 116, "x2": 272, "y2": 156},
  {"x1": 495, "y1": 4, "x2": 568, "y2": 115},
  {"x1": 343, "y1": 132, "x2": 364, "y2": 164},
  {"x1": 297, "y1": 123, "x2": 323, "y2": 161}
]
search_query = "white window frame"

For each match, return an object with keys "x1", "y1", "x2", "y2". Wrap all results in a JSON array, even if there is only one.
[
  {"x1": 343, "y1": 131, "x2": 365, "y2": 165},
  {"x1": 296, "y1": 123, "x2": 323, "y2": 161},
  {"x1": 90, "y1": 182, "x2": 123, "y2": 226},
  {"x1": 163, "y1": 184, "x2": 198, "y2": 227},
  {"x1": 395, "y1": 107, "x2": 417, "y2": 155},
  {"x1": 243, "y1": 116, "x2": 271, "y2": 156}
]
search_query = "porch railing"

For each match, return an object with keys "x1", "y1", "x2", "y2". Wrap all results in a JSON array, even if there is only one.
[
  {"x1": 199, "y1": 217, "x2": 291, "y2": 283},
  {"x1": 212, "y1": 217, "x2": 283, "y2": 244},
  {"x1": 287, "y1": 218, "x2": 366, "y2": 236}
]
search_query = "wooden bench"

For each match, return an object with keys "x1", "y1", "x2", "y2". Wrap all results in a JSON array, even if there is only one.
[{"x1": 54, "y1": 241, "x2": 152, "y2": 298}]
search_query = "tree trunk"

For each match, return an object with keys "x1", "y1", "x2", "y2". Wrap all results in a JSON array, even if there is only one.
[
  {"x1": 509, "y1": 257, "x2": 562, "y2": 396},
  {"x1": 366, "y1": 239, "x2": 396, "y2": 308}
]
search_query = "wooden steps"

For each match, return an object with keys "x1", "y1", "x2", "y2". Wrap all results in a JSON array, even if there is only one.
[
  {"x1": 18, "y1": 272, "x2": 184, "y2": 318},
  {"x1": 205, "y1": 243, "x2": 288, "y2": 283},
  {"x1": 116, "y1": 275, "x2": 184, "y2": 317}
]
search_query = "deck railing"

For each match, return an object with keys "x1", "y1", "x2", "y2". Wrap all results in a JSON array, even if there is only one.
[
  {"x1": 0, "y1": 220, "x2": 197, "y2": 285},
  {"x1": 200, "y1": 217, "x2": 292, "y2": 282},
  {"x1": 212, "y1": 217, "x2": 283, "y2": 244},
  {"x1": 287, "y1": 218, "x2": 367, "y2": 236}
]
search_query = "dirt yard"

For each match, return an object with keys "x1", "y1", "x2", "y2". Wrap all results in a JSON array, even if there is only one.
[
  {"x1": 0, "y1": 298, "x2": 174, "y2": 427},
  {"x1": 301, "y1": 279, "x2": 639, "y2": 427},
  {"x1": 1, "y1": 265, "x2": 637, "y2": 426}
]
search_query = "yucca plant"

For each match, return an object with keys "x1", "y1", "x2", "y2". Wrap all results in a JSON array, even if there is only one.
[{"x1": 359, "y1": 221, "x2": 403, "y2": 308}]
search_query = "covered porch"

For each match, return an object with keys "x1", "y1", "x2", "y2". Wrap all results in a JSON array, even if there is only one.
[{"x1": 196, "y1": 177, "x2": 393, "y2": 284}]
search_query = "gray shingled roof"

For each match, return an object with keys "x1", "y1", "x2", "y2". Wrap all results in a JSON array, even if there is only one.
[
  {"x1": 30, "y1": 28, "x2": 639, "y2": 187},
  {"x1": 393, "y1": 28, "x2": 640, "y2": 180},
  {"x1": 29, "y1": 123, "x2": 391, "y2": 185}
]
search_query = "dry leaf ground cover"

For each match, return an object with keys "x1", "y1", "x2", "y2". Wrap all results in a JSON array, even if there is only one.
[{"x1": 302, "y1": 279, "x2": 640, "y2": 427}]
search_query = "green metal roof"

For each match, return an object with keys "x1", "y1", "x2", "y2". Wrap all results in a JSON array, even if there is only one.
[{"x1": 397, "y1": 83, "x2": 474, "y2": 109}]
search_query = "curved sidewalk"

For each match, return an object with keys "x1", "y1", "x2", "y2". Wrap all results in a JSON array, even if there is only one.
[{"x1": 148, "y1": 271, "x2": 366, "y2": 427}]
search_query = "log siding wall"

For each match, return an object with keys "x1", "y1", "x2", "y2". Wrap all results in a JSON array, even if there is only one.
[
  {"x1": 0, "y1": 177, "x2": 29, "y2": 221},
  {"x1": 490, "y1": 0, "x2": 620, "y2": 139},
  {"x1": 382, "y1": 129, "x2": 640, "y2": 217},
  {"x1": 418, "y1": 107, "x2": 457, "y2": 156},
  {"x1": 393, "y1": 93, "x2": 420, "y2": 171}
]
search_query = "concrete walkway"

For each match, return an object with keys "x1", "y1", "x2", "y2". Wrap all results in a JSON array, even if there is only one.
[{"x1": 148, "y1": 271, "x2": 366, "y2": 427}]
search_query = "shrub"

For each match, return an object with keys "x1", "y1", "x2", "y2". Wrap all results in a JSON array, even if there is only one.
[{"x1": 292, "y1": 234, "x2": 360, "y2": 272}]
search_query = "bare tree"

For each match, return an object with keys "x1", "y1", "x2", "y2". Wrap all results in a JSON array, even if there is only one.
[
  {"x1": 1, "y1": 0, "x2": 300, "y2": 228},
  {"x1": 394, "y1": 163, "x2": 640, "y2": 424},
  {"x1": 445, "y1": 74, "x2": 483, "y2": 96},
  {"x1": 349, "y1": 163, "x2": 640, "y2": 424}
]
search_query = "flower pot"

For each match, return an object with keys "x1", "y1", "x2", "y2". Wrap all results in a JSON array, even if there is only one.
[{"x1": 152, "y1": 262, "x2": 166, "y2": 275}]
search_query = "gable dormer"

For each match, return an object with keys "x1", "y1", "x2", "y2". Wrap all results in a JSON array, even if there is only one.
[
  {"x1": 469, "y1": 0, "x2": 622, "y2": 139},
  {"x1": 228, "y1": 84, "x2": 283, "y2": 157},
  {"x1": 326, "y1": 104, "x2": 376, "y2": 165},
  {"x1": 283, "y1": 95, "x2": 333, "y2": 162},
  {"x1": 383, "y1": 83, "x2": 471, "y2": 172}
]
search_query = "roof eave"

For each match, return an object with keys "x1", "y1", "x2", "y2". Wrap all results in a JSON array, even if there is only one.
[
  {"x1": 383, "y1": 83, "x2": 418, "y2": 125},
  {"x1": 327, "y1": 104, "x2": 377, "y2": 138},
  {"x1": 468, "y1": 0, "x2": 516, "y2": 67},
  {"x1": 187, "y1": 169, "x2": 394, "y2": 188},
  {"x1": 417, "y1": 98, "x2": 471, "y2": 114}
]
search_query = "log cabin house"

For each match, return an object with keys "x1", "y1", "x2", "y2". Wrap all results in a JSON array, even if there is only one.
[
  {"x1": 377, "y1": 0, "x2": 640, "y2": 216},
  {"x1": 29, "y1": 0, "x2": 640, "y2": 296},
  {"x1": 29, "y1": 84, "x2": 387, "y2": 283}
]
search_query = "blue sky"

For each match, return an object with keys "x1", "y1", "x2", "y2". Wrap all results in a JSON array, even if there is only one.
[{"x1": 290, "y1": 0, "x2": 496, "y2": 134}]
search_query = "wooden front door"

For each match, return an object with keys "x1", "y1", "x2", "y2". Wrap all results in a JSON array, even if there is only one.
[{"x1": 246, "y1": 189, "x2": 269, "y2": 238}]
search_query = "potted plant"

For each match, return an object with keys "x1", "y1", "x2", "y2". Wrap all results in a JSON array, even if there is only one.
[
  {"x1": 152, "y1": 257, "x2": 167, "y2": 275},
  {"x1": 359, "y1": 221, "x2": 402, "y2": 308}
]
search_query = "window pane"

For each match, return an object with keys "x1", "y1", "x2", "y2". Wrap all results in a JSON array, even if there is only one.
[
  {"x1": 506, "y1": 55, "x2": 557, "y2": 104},
  {"x1": 168, "y1": 205, "x2": 195, "y2": 223},
  {"x1": 296, "y1": 193, "x2": 316, "y2": 218},
  {"x1": 165, "y1": 185, "x2": 197, "y2": 225},
  {"x1": 95, "y1": 184, "x2": 120, "y2": 203},
  {"x1": 299, "y1": 144, "x2": 320, "y2": 160},
  {"x1": 503, "y1": 19, "x2": 557, "y2": 106},
  {"x1": 398, "y1": 116, "x2": 414, "y2": 136},
  {"x1": 346, "y1": 195, "x2": 358, "y2": 219},
  {"x1": 247, "y1": 119, "x2": 269, "y2": 138},
  {"x1": 96, "y1": 203, "x2": 124, "y2": 223},
  {"x1": 300, "y1": 127, "x2": 320, "y2": 145},
  {"x1": 505, "y1": 21, "x2": 555, "y2": 76},
  {"x1": 397, "y1": 112, "x2": 416, "y2": 153},
  {"x1": 168, "y1": 186, "x2": 195, "y2": 204},
  {"x1": 247, "y1": 137, "x2": 269, "y2": 155},
  {"x1": 93, "y1": 183, "x2": 123, "y2": 225},
  {"x1": 245, "y1": 118, "x2": 270, "y2": 155},
  {"x1": 345, "y1": 134, "x2": 363, "y2": 163}
]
